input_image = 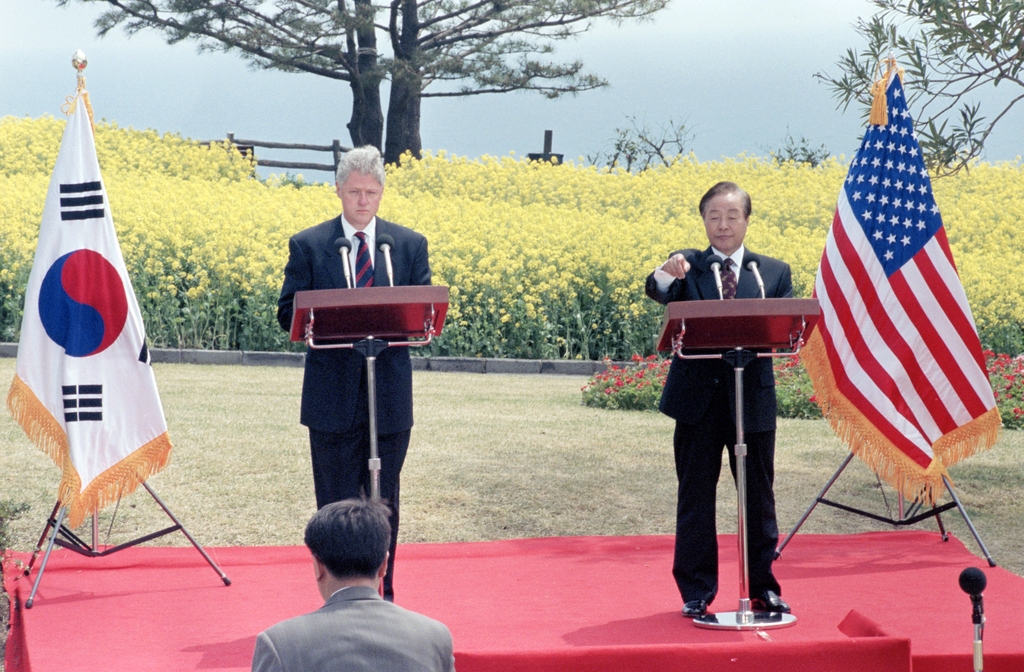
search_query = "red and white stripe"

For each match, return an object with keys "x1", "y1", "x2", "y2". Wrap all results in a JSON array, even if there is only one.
[{"x1": 813, "y1": 188, "x2": 995, "y2": 467}]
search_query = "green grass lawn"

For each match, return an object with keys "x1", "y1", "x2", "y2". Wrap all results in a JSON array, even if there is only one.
[{"x1": 1, "y1": 358, "x2": 1021, "y2": 576}]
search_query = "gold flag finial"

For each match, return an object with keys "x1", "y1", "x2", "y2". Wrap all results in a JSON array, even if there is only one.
[
  {"x1": 72, "y1": 49, "x2": 88, "y2": 75},
  {"x1": 64, "y1": 50, "x2": 95, "y2": 129}
]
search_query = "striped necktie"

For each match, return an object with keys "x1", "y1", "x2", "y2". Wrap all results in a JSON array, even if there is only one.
[
  {"x1": 721, "y1": 258, "x2": 737, "y2": 299},
  {"x1": 354, "y1": 232, "x2": 374, "y2": 287}
]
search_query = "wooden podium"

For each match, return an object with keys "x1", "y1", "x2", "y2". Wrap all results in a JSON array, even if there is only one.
[
  {"x1": 290, "y1": 285, "x2": 449, "y2": 499},
  {"x1": 656, "y1": 297, "x2": 819, "y2": 630},
  {"x1": 290, "y1": 286, "x2": 449, "y2": 346}
]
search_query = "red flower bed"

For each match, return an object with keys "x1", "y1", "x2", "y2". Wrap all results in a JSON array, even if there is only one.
[{"x1": 582, "y1": 350, "x2": 1024, "y2": 431}]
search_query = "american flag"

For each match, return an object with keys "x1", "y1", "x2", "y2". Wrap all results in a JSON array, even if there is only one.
[{"x1": 802, "y1": 71, "x2": 1000, "y2": 500}]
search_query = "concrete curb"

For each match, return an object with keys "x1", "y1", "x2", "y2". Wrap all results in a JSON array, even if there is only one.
[{"x1": 0, "y1": 343, "x2": 611, "y2": 376}]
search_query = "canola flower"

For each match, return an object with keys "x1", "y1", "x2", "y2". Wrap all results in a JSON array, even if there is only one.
[{"x1": 1, "y1": 115, "x2": 1022, "y2": 358}]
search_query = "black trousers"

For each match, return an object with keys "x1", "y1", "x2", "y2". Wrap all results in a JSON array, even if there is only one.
[
  {"x1": 671, "y1": 385, "x2": 781, "y2": 605},
  {"x1": 308, "y1": 426, "x2": 411, "y2": 601}
]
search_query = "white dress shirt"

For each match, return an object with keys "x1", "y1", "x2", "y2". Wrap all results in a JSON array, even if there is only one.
[
  {"x1": 652, "y1": 244, "x2": 745, "y2": 293},
  {"x1": 341, "y1": 214, "x2": 377, "y2": 284}
]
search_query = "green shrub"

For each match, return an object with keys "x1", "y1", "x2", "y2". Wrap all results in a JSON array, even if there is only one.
[
  {"x1": 987, "y1": 350, "x2": 1024, "y2": 429},
  {"x1": 774, "y1": 355, "x2": 823, "y2": 419},
  {"x1": 582, "y1": 354, "x2": 822, "y2": 418},
  {"x1": 581, "y1": 355, "x2": 668, "y2": 411}
]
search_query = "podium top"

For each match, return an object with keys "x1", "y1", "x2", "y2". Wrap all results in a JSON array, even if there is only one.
[
  {"x1": 290, "y1": 285, "x2": 449, "y2": 344},
  {"x1": 656, "y1": 298, "x2": 819, "y2": 352}
]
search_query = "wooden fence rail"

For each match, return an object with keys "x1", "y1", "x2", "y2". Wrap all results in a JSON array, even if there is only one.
[{"x1": 203, "y1": 133, "x2": 352, "y2": 174}]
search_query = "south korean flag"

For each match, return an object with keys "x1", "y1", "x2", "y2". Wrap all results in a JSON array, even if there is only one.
[{"x1": 7, "y1": 91, "x2": 172, "y2": 528}]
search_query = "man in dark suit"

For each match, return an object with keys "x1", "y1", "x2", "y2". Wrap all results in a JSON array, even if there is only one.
[
  {"x1": 278, "y1": 146, "x2": 431, "y2": 601},
  {"x1": 645, "y1": 181, "x2": 793, "y2": 618},
  {"x1": 251, "y1": 499, "x2": 455, "y2": 672}
]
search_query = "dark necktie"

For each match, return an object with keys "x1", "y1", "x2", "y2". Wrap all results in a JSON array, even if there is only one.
[
  {"x1": 721, "y1": 258, "x2": 737, "y2": 299},
  {"x1": 354, "y1": 232, "x2": 374, "y2": 287}
]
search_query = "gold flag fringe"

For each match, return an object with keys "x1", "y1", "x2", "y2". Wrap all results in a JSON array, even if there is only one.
[
  {"x1": 63, "y1": 431, "x2": 172, "y2": 529},
  {"x1": 802, "y1": 330, "x2": 953, "y2": 504},
  {"x1": 932, "y1": 407, "x2": 1000, "y2": 468},
  {"x1": 8, "y1": 374, "x2": 68, "y2": 470},
  {"x1": 7, "y1": 374, "x2": 172, "y2": 528}
]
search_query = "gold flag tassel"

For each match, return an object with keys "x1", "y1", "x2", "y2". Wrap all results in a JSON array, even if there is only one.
[{"x1": 869, "y1": 57, "x2": 903, "y2": 127}]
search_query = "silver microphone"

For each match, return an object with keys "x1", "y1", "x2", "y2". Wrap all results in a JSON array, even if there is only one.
[
  {"x1": 747, "y1": 259, "x2": 766, "y2": 298},
  {"x1": 707, "y1": 255, "x2": 724, "y2": 300},
  {"x1": 377, "y1": 234, "x2": 396, "y2": 287},
  {"x1": 334, "y1": 236, "x2": 354, "y2": 289}
]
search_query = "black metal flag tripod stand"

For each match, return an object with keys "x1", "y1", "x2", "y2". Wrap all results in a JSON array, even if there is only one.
[
  {"x1": 24, "y1": 482, "x2": 230, "y2": 608},
  {"x1": 775, "y1": 451, "x2": 996, "y2": 567}
]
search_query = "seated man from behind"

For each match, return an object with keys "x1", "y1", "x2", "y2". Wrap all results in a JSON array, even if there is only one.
[{"x1": 252, "y1": 499, "x2": 455, "y2": 672}]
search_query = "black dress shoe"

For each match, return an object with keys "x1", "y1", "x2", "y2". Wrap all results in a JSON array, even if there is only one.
[
  {"x1": 681, "y1": 600, "x2": 708, "y2": 617},
  {"x1": 751, "y1": 590, "x2": 790, "y2": 613}
]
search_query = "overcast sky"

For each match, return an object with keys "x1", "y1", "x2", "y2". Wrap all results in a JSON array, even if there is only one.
[{"x1": 1, "y1": 0, "x2": 1021, "y2": 174}]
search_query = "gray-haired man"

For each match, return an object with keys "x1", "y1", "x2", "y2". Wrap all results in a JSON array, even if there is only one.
[
  {"x1": 277, "y1": 146, "x2": 432, "y2": 601},
  {"x1": 252, "y1": 499, "x2": 455, "y2": 672}
]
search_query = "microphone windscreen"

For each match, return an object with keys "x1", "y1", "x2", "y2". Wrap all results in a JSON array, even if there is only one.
[
  {"x1": 377, "y1": 234, "x2": 395, "y2": 250},
  {"x1": 707, "y1": 255, "x2": 724, "y2": 269},
  {"x1": 334, "y1": 236, "x2": 352, "y2": 252},
  {"x1": 959, "y1": 567, "x2": 987, "y2": 595},
  {"x1": 746, "y1": 260, "x2": 760, "y2": 271}
]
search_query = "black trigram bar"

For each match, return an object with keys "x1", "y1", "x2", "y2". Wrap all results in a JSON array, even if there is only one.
[
  {"x1": 63, "y1": 384, "x2": 103, "y2": 422},
  {"x1": 59, "y1": 181, "x2": 101, "y2": 193},
  {"x1": 59, "y1": 181, "x2": 104, "y2": 221},
  {"x1": 60, "y1": 195, "x2": 103, "y2": 207}
]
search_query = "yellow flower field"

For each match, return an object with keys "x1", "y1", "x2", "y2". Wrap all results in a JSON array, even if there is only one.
[{"x1": 1, "y1": 115, "x2": 1022, "y2": 357}]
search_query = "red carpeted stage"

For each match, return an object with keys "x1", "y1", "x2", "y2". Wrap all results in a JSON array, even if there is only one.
[{"x1": 5, "y1": 531, "x2": 1023, "y2": 672}]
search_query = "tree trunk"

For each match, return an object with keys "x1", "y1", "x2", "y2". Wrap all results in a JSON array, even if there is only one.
[
  {"x1": 384, "y1": 67, "x2": 422, "y2": 164},
  {"x1": 383, "y1": 0, "x2": 422, "y2": 165},
  {"x1": 346, "y1": 0, "x2": 384, "y2": 150}
]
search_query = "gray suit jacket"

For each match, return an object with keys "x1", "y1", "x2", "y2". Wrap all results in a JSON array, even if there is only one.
[{"x1": 251, "y1": 586, "x2": 455, "y2": 672}]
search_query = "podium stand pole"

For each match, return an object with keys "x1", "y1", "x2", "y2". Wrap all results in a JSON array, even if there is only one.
[
  {"x1": 353, "y1": 336, "x2": 390, "y2": 500},
  {"x1": 728, "y1": 348, "x2": 753, "y2": 617},
  {"x1": 691, "y1": 348, "x2": 796, "y2": 630}
]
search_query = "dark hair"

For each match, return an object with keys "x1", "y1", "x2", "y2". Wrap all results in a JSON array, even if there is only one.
[
  {"x1": 304, "y1": 498, "x2": 392, "y2": 579},
  {"x1": 698, "y1": 181, "x2": 752, "y2": 218}
]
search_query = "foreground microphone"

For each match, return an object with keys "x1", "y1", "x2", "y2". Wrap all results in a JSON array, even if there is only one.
[
  {"x1": 377, "y1": 234, "x2": 396, "y2": 287},
  {"x1": 959, "y1": 567, "x2": 986, "y2": 672},
  {"x1": 707, "y1": 255, "x2": 724, "y2": 300},
  {"x1": 746, "y1": 260, "x2": 766, "y2": 298},
  {"x1": 334, "y1": 236, "x2": 354, "y2": 289}
]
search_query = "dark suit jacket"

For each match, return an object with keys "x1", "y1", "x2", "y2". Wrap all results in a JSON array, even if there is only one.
[
  {"x1": 251, "y1": 585, "x2": 455, "y2": 672},
  {"x1": 278, "y1": 216, "x2": 431, "y2": 434},
  {"x1": 645, "y1": 247, "x2": 793, "y2": 433}
]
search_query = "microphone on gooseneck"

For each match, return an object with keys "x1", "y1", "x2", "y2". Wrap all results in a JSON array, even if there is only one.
[
  {"x1": 707, "y1": 255, "x2": 724, "y2": 300},
  {"x1": 959, "y1": 567, "x2": 986, "y2": 672},
  {"x1": 377, "y1": 234, "x2": 396, "y2": 287},
  {"x1": 746, "y1": 259, "x2": 766, "y2": 299},
  {"x1": 335, "y1": 237, "x2": 354, "y2": 289}
]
